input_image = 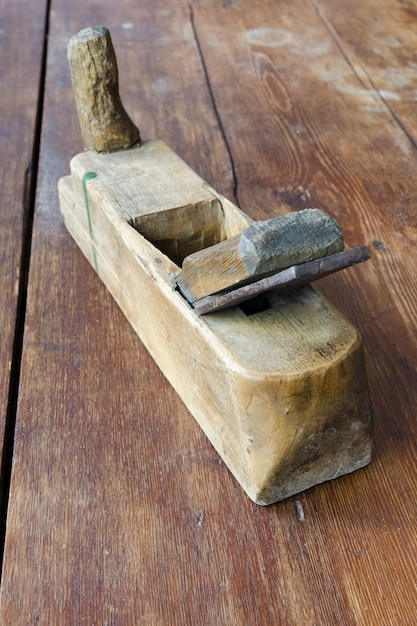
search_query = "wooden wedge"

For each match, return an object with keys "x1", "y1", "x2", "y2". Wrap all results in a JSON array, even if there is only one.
[{"x1": 177, "y1": 208, "x2": 344, "y2": 302}]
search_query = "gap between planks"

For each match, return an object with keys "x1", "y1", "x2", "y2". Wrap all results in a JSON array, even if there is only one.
[
  {"x1": 0, "y1": 0, "x2": 52, "y2": 581},
  {"x1": 188, "y1": 2, "x2": 240, "y2": 206}
]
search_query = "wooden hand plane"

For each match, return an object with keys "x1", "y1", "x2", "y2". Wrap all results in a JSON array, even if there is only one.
[{"x1": 58, "y1": 26, "x2": 372, "y2": 504}]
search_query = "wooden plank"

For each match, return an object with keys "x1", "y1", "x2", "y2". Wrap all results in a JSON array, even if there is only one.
[
  {"x1": 2, "y1": 1, "x2": 417, "y2": 625},
  {"x1": 0, "y1": 0, "x2": 48, "y2": 521},
  {"x1": 313, "y1": 0, "x2": 417, "y2": 143},
  {"x1": 0, "y1": 1, "x2": 248, "y2": 624},
  {"x1": 191, "y1": 0, "x2": 417, "y2": 622}
]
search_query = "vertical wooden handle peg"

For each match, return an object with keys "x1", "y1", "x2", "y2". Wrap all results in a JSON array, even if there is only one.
[{"x1": 67, "y1": 26, "x2": 140, "y2": 153}]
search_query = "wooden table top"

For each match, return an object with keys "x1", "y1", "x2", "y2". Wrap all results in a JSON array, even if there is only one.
[{"x1": 1, "y1": 0, "x2": 417, "y2": 623}]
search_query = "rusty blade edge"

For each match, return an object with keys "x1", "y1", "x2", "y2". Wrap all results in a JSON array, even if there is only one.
[{"x1": 193, "y1": 246, "x2": 371, "y2": 316}]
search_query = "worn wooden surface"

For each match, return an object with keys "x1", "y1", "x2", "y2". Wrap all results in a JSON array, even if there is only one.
[
  {"x1": 0, "y1": 0, "x2": 48, "y2": 539},
  {"x1": 68, "y1": 26, "x2": 140, "y2": 152},
  {"x1": 64, "y1": 139, "x2": 237, "y2": 266},
  {"x1": 1, "y1": 0, "x2": 417, "y2": 624}
]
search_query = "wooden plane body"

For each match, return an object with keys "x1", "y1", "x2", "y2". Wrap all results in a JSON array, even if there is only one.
[{"x1": 59, "y1": 138, "x2": 372, "y2": 504}]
